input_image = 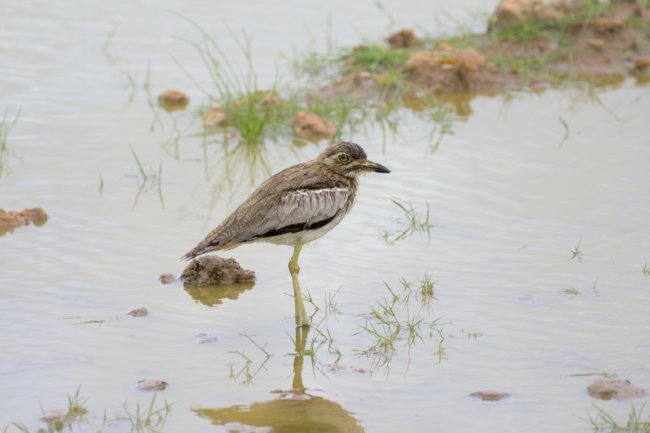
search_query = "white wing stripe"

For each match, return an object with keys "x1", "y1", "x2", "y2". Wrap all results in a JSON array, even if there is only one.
[{"x1": 290, "y1": 187, "x2": 349, "y2": 197}]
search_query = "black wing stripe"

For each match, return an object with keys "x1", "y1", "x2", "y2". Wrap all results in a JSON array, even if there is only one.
[{"x1": 255, "y1": 213, "x2": 338, "y2": 240}]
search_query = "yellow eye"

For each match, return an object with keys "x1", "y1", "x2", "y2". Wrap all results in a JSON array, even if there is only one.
[{"x1": 337, "y1": 153, "x2": 351, "y2": 163}]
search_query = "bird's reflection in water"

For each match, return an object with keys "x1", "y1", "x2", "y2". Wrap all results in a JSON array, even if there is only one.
[
  {"x1": 193, "y1": 326, "x2": 365, "y2": 433},
  {"x1": 184, "y1": 282, "x2": 255, "y2": 307}
]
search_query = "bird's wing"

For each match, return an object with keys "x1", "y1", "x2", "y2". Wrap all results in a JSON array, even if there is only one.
[
  {"x1": 230, "y1": 184, "x2": 353, "y2": 243},
  {"x1": 182, "y1": 166, "x2": 353, "y2": 260}
]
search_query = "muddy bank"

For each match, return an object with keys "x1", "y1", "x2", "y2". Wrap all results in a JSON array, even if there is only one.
[
  {"x1": 0, "y1": 207, "x2": 48, "y2": 236},
  {"x1": 323, "y1": 0, "x2": 650, "y2": 103}
]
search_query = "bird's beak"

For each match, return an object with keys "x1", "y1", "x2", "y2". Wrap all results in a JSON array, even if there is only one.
[{"x1": 358, "y1": 159, "x2": 391, "y2": 173}]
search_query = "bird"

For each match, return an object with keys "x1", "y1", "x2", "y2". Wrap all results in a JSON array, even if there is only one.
[{"x1": 182, "y1": 141, "x2": 390, "y2": 326}]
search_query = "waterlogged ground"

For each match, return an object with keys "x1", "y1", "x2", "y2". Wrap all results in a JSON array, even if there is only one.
[{"x1": 2, "y1": 1, "x2": 650, "y2": 432}]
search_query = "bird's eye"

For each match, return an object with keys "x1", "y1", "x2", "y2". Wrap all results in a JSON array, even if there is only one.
[{"x1": 337, "y1": 153, "x2": 351, "y2": 163}]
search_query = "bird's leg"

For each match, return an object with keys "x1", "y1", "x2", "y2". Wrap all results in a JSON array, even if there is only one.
[
  {"x1": 289, "y1": 243, "x2": 309, "y2": 327},
  {"x1": 292, "y1": 324, "x2": 309, "y2": 393}
]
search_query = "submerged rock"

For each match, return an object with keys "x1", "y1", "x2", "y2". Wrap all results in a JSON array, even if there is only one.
[
  {"x1": 0, "y1": 207, "x2": 48, "y2": 235},
  {"x1": 181, "y1": 255, "x2": 255, "y2": 287},
  {"x1": 387, "y1": 28, "x2": 417, "y2": 48},
  {"x1": 469, "y1": 390, "x2": 511, "y2": 401},
  {"x1": 127, "y1": 307, "x2": 149, "y2": 317},
  {"x1": 587, "y1": 378, "x2": 648, "y2": 401},
  {"x1": 292, "y1": 111, "x2": 336, "y2": 141},
  {"x1": 137, "y1": 379, "x2": 168, "y2": 391},
  {"x1": 158, "y1": 89, "x2": 189, "y2": 111}
]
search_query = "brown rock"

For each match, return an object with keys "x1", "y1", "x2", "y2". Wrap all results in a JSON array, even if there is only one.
[
  {"x1": 202, "y1": 107, "x2": 227, "y2": 129},
  {"x1": 470, "y1": 390, "x2": 511, "y2": 401},
  {"x1": 181, "y1": 255, "x2": 255, "y2": 286},
  {"x1": 587, "y1": 378, "x2": 648, "y2": 401},
  {"x1": 292, "y1": 111, "x2": 336, "y2": 140},
  {"x1": 159, "y1": 273, "x2": 176, "y2": 284},
  {"x1": 127, "y1": 307, "x2": 149, "y2": 317},
  {"x1": 137, "y1": 379, "x2": 168, "y2": 391},
  {"x1": 387, "y1": 29, "x2": 417, "y2": 48},
  {"x1": 158, "y1": 89, "x2": 189, "y2": 111}
]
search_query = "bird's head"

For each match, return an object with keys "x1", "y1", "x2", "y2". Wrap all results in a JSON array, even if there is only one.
[{"x1": 318, "y1": 141, "x2": 390, "y2": 177}]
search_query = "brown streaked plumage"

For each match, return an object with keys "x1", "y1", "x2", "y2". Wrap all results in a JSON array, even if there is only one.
[{"x1": 182, "y1": 141, "x2": 390, "y2": 326}]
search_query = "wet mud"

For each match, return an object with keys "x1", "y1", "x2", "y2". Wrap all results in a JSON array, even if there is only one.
[{"x1": 0, "y1": 207, "x2": 48, "y2": 236}]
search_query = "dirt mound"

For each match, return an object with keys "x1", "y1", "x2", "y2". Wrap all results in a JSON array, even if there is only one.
[
  {"x1": 181, "y1": 255, "x2": 255, "y2": 286},
  {"x1": 587, "y1": 378, "x2": 648, "y2": 401},
  {"x1": 387, "y1": 29, "x2": 417, "y2": 48},
  {"x1": 0, "y1": 207, "x2": 48, "y2": 236},
  {"x1": 404, "y1": 47, "x2": 512, "y2": 93}
]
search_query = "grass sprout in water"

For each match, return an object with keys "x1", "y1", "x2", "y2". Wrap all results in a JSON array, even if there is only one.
[
  {"x1": 587, "y1": 403, "x2": 650, "y2": 433},
  {"x1": 227, "y1": 332, "x2": 273, "y2": 385},
  {"x1": 0, "y1": 107, "x2": 20, "y2": 177},
  {"x1": 122, "y1": 394, "x2": 173, "y2": 433},
  {"x1": 129, "y1": 145, "x2": 164, "y2": 208},
  {"x1": 9, "y1": 388, "x2": 171, "y2": 433},
  {"x1": 355, "y1": 275, "x2": 444, "y2": 372},
  {"x1": 384, "y1": 198, "x2": 433, "y2": 245}
]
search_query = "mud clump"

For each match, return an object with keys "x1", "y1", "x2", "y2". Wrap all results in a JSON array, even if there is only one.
[
  {"x1": 0, "y1": 207, "x2": 48, "y2": 236},
  {"x1": 158, "y1": 89, "x2": 189, "y2": 112},
  {"x1": 587, "y1": 378, "x2": 648, "y2": 401},
  {"x1": 181, "y1": 255, "x2": 255, "y2": 286},
  {"x1": 387, "y1": 29, "x2": 417, "y2": 48},
  {"x1": 292, "y1": 111, "x2": 336, "y2": 141},
  {"x1": 469, "y1": 390, "x2": 511, "y2": 401}
]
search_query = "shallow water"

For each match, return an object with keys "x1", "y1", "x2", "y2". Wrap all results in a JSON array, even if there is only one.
[{"x1": 2, "y1": 1, "x2": 650, "y2": 432}]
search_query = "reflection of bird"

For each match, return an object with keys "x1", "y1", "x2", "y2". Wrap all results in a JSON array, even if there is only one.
[
  {"x1": 183, "y1": 141, "x2": 390, "y2": 326},
  {"x1": 193, "y1": 326, "x2": 365, "y2": 432}
]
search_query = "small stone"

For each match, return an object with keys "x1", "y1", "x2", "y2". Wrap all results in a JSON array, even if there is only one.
[
  {"x1": 195, "y1": 333, "x2": 218, "y2": 344},
  {"x1": 291, "y1": 111, "x2": 336, "y2": 141},
  {"x1": 202, "y1": 107, "x2": 227, "y2": 129},
  {"x1": 137, "y1": 379, "x2": 168, "y2": 391},
  {"x1": 158, "y1": 89, "x2": 189, "y2": 111},
  {"x1": 587, "y1": 378, "x2": 648, "y2": 401},
  {"x1": 387, "y1": 29, "x2": 417, "y2": 48},
  {"x1": 159, "y1": 273, "x2": 176, "y2": 284},
  {"x1": 469, "y1": 390, "x2": 511, "y2": 401},
  {"x1": 127, "y1": 307, "x2": 149, "y2": 317}
]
